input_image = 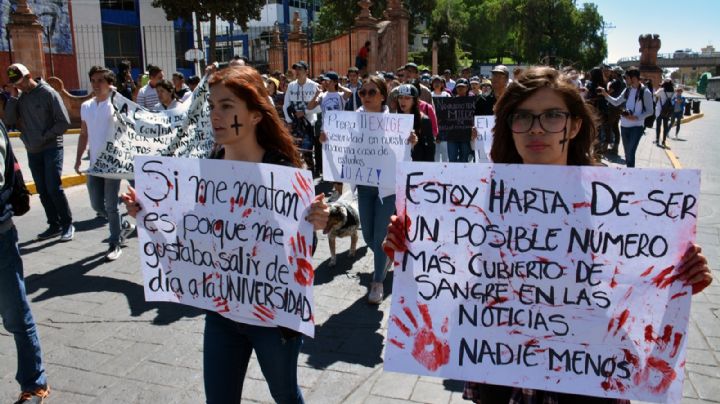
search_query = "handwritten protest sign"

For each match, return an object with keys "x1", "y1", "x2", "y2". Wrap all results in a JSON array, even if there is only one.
[
  {"x1": 386, "y1": 162, "x2": 700, "y2": 403},
  {"x1": 89, "y1": 77, "x2": 213, "y2": 179},
  {"x1": 433, "y1": 96, "x2": 476, "y2": 142},
  {"x1": 321, "y1": 110, "x2": 413, "y2": 190},
  {"x1": 474, "y1": 115, "x2": 495, "y2": 162},
  {"x1": 135, "y1": 156, "x2": 317, "y2": 336}
]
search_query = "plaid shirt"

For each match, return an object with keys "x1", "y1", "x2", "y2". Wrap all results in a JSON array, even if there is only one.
[{"x1": 462, "y1": 382, "x2": 631, "y2": 404}]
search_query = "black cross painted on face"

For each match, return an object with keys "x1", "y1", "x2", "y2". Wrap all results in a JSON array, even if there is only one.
[
  {"x1": 231, "y1": 114, "x2": 243, "y2": 136},
  {"x1": 558, "y1": 127, "x2": 569, "y2": 152}
]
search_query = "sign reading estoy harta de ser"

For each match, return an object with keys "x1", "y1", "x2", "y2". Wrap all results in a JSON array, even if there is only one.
[
  {"x1": 135, "y1": 156, "x2": 317, "y2": 337},
  {"x1": 385, "y1": 162, "x2": 700, "y2": 403}
]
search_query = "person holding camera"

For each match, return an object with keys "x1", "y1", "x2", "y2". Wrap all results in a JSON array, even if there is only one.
[{"x1": 598, "y1": 67, "x2": 653, "y2": 168}]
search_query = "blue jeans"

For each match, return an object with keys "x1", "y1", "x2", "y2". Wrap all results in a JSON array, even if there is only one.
[
  {"x1": 203, "y1": 312, "x2": 303, "y2": 404},
  {"x1": 620, "y1": 126, "x2": 644, "y2": 168},
  {"x1": 0, "y1": 226, "x2": 47, "y2": 391},
  {"x1": 357, "y1": 186, "x2": 395, "y2": 283},
  {"x1": 87, "y1": 175, "x2": 121, "y2": 245},
  {"x1": 27, "y1": 147, "x2": 72, "y2": 228},
  {"x1": 434, "y1": 141, "x2": 449, "y2": 162},
  {"x1": 447, "y1": 141, "x2": 472, "y2": 162}
]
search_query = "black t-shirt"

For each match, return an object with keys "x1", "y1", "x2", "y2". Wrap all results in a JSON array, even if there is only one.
[{"x1": 474, "y1": 92, "x2": 497, "y2": 116}]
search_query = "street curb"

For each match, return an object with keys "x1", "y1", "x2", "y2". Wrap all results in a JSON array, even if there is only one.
[
  {"x1": 26, "y1": 174, "x2": 86, "y2": 195},
  {"x1": 664, "y1": 149, "x2": 682, "y2": 169},
  {"x1": 9, "y1": 128, "x2": 80, "y2": 138},
  {"x1": 681, "y1": 113, "x2": 703, "y2": 124}
]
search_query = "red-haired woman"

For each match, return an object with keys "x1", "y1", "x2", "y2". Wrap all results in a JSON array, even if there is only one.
[{"x1": 122, "y1": 66, "x2": 329, "y2": 404}]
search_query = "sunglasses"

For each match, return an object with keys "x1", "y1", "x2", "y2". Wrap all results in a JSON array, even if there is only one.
[{"x1": 358, "y1": 88, "x2": 379, "y2": 97}]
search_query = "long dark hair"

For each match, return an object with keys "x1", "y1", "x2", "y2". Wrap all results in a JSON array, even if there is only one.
[
  {"x1": 491, "y1": 66, "x2": 597, "y2": 166},
  {"x1": 209, "y1": 66, "x2": 302, "y2": 168},
  {"x1": 398, "y1": 92, "x2": 424, "y2": 136},
  {"x1": 362, "y1": 75, "x2": 388, "y2": 106}
]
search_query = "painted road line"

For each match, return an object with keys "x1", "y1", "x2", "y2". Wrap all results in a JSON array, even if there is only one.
[
  {"x1": 26, "y1": 174, "x2": 86, "y2": 195},
  {"x1": 9, "y1": 128, "x2": 81, "y2": 138},
  {"x1": 664, "y1": 149, "x2": 682, "y2": 169},
  {"x1": 681, "y1": 113, "x2": 704, "y2": 124}
]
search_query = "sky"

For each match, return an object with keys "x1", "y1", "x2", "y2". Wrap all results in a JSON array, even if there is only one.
[{"x1": 587, "y1": 0, "x2": 719, "y2": 63}]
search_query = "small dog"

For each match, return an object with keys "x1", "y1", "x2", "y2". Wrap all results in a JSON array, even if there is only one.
[{"x1": 324, "y1": 200, "x2": 360, "y2": 267}]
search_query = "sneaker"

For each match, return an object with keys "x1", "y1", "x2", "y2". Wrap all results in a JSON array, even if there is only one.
[
  {"x1": 368, "y1": 282, "x2": 384, "y2": 304},
  {"x1": 15, "y1": 385, "x2": 49, "y2": 404},
  {"x1": 105, "y1": 244, "x2": 122, "y2": 261},
  {"x1": 120, "y1": 220, "x2": 136, "y2": 243},
  {"x1": 36, "y1": 227, "x2": 61, "y2": 240},
  {"x1": 59, "y1": 224, "x2": 75, "y2": 242}
]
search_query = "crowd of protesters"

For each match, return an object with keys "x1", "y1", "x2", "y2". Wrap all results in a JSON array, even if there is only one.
[{"x1": 0, "y1": 54, "x2": 712, "y2": 404}]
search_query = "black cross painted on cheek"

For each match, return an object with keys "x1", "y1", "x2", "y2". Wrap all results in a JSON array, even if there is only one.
[
  {"x1": 558, "y1": 127, "x2": 569, "y2": 152},
  {"x1": 231, "y1": 115, "x2": 243, "y2": 136}
]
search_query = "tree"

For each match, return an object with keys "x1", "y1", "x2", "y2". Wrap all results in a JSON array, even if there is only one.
[
  {"x1": 151, "y1": 0, "x2": 266, "y2": 64},
  {"x1": 429, "y1": 0, "x2": 470, "y2": 72}
]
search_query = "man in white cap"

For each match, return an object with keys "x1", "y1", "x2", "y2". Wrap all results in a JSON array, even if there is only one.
[{"x1": 4, "y1": 63, "x2": 74, "y2": 242}]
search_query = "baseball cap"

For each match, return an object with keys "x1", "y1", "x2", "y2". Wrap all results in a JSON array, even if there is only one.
[
  {"x1": 292, "y1": 61, "x2": 308, "y2": 70},
  {"x1": 397, "y1": 84, "x2": 419, "y2": 97},
  {"x1": 469, "y1": 76, "x2": 480, "y2": 84},
  {"x1": 443, "y1": 69, "x2": 452, "y2": 75},
  {"x1": 612, "y1": 66, "x2": 624, "y2": 75},
  {"x1": 323, "y1": 71, "x2": 339, "y2": 81},
  {"x1": 481, "y1": 79, "x2": 492, "y2": 86},
  {"x1": 455, "y1": 78, "x2": 469, "y2": 87},
  {"x1": 7, "y1": 63, "x2": 30, "y2": 84},
  {"x1": 491, "y1": 65, "x2": 509, "y2": 75}
]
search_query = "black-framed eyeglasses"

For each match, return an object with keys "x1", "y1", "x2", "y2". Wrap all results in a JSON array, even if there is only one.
[
  {"x1": 358, "y1": 88, "x2": 379, "y2": 97},
  {"x1": 508, "y1": 111, "x2": 571, "y2": 133}
]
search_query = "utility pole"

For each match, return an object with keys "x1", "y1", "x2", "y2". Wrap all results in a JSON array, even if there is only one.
[{"x1": 601, "y1": 22, "x2": 616, "y2": 64}]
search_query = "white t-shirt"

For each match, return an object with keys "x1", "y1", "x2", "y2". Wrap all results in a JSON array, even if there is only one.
[
  {"x1": 319, "y1": 91, "x2": 345, "y2": 116},
  {"x1": 80, "y1": 97, "x2": 113, "y2": 167},
  {"x1": 136, "y1": 84, "x2": 159, "y2": 109},
  {"x1": 432, "y1": 91, "x2": 451, "y2": 98}
]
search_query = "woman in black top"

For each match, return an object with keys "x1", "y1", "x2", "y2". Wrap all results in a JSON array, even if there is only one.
[
  {"x1": 396, "y1": 84, "x2": 435, "y2": 162},
  {"x1": 123, "y1": 66, "x2": 329, "y2": 404}
]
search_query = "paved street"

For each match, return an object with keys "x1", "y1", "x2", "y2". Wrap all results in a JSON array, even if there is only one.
[{"x1": 2, "y1": 101, "x2": 719, "y2": 403}]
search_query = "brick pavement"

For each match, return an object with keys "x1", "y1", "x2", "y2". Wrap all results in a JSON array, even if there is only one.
[{"x1": 2, "y1": 102, "x2": 719, "y2": 403}]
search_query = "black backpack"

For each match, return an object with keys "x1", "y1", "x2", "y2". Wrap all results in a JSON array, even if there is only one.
[
  {"x1": 1, "y1": 122, "x2": 31, "y2": 217},
  {"x1": 659, "y1": 91, "x2": 674, "y2": 118}
]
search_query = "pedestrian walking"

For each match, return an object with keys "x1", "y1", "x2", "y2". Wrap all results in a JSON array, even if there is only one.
[
  {"x1": 669, "y1": 88, "x2": 687, "y2": 138},
  {"x1": 654, "y1": 79, "x2": 674, "y2": 147},
  {"x1": 152, "y1": 79, "x2": 180, "y2": 111},
  {"x1": 396, "y1": 84, "x2": 433, "y2": 162},
  {"x1": 599, "y1": 66, "x2": 654, "y2": 168},
  {"x1": 1, "y1": 121, "x2": 51, "y2": 404},
  {"x1": 122, "y1": 66, "x2": 329, "y2": 404},
  {"x1": 74, "y1": 66, "x2": 126, "y2": 261},
  {"x1": 3, "y1": 63, "x2": 74, "y2": 241},
  {"x1": 282, "y1": 61, "x2": 320, "y2": 172}
]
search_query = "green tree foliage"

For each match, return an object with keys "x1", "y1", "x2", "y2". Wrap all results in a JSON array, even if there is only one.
[
  {"x1": 429, "y1": 0, "x2": 470, "y2": 72},
  {"x1": 152, "y1": 0, "x2": 266, "y2": 63},
  {"x1": 428, "y1": 0, "x2": 607, "y2": 71},
  {"x1": 314, "y1": 0, "x2": 435, "y2": 43}
]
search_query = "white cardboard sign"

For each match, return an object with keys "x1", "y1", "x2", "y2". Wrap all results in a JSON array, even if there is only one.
[
  {"x1": 135, "y1": 156, "x2": 317, "y2": 337},
  {"x1": 386, "y1": 162, "x2": 700, "y2": 403},
  {"x1": 474, "y1": 115, "x2": 494, "y2": 162}
]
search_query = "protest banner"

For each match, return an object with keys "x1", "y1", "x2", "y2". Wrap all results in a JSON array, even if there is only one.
[
  {"x1": 474, "y1": 115, "x2": 495, "y2": 162},
  {"x1": 135, "y1": 156, "x2": 317, "y2": 337},
  {"x1": 88, "y1": 77, "x2": 214, "y2": 179},
  {"x1": 433, "y1": 96, "x2": 477, "y2": 142},
  {"x1": 386, "y1": 162, "x2": 700, "y2": 403},
  {"x1": 321, "y1": 110, "x2": 413, "y2": 191}
]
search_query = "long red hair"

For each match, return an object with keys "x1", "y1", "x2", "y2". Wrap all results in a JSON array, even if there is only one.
[{"x1": 208, "y1": 66, "x2": 302, "y2": 168}]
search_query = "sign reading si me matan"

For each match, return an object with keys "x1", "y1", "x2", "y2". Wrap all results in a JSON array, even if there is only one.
[
  {"x1": 474, "y1": 115, "x2": 495, "y2": 162},
  {"x1": 135, "y1": 156, "x2": 317, "y2": 337},
  {"x1": 433, "y1": 96, "x2": 477, "y2": 142},
  {"x1": 321, "y1": 110, "x2": 413, "y2": 189},
  {"x1": 385, "y1": 162, "x2": 701, "y2": 403},
  {"x1": 89, "y1": 76, "x2": 213, "y2": 179}
]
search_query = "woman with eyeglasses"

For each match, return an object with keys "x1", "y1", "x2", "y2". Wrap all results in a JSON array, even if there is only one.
[{"x1": 382, "y1": 66, "x2": 711, "y2": 403}]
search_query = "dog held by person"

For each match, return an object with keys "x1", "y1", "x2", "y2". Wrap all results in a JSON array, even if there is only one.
[{"x1": 324, "y1": 200, "x2": 360, "y2": 266}]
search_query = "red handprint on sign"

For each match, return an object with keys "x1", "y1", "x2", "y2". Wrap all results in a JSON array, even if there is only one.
[
  {"x1": 633, "y1": 324, "x2": 684, "y2": 394},
  {"x1": 390, "y1": 302, "x2": 450, "y2": 372},
  {"x1": 289, "y1": 232, "x2": 314, "y2": 286}
]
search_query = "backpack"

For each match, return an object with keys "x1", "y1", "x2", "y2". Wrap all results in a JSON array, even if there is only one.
[
  {"x1": 0, "y1": 123, "x2": 30, "y2": 217},
  {"x1": 660, "y1": 92, "x2": 674, "y2": 118},
  {"x1": 623, "y1": 85, "x2": 654, "y2": 128}
]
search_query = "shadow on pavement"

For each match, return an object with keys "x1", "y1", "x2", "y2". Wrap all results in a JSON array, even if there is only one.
[
  {"x1": 24, "y1": 251, "x2": 202, "y2": 325},
  {"x1": 73, "y1": 216, "x2": 109, "y2": 232},
  {"x1": 313, "y1": 246, "x2": 369, "y2": 286},
  {"x1": 303, "y1": 271, "x2": 395, "y2": 369},
  {"x1": 442, "y1": 379, "x2": 464, "y2": 392},
  {"x1": 602, "y1": 152, "x2": 626, "y2": 165}
]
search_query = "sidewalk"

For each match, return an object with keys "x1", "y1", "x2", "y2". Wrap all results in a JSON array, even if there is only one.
[{"x1": 2, "y1": 114, "x2": 718, "y2": 403}]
